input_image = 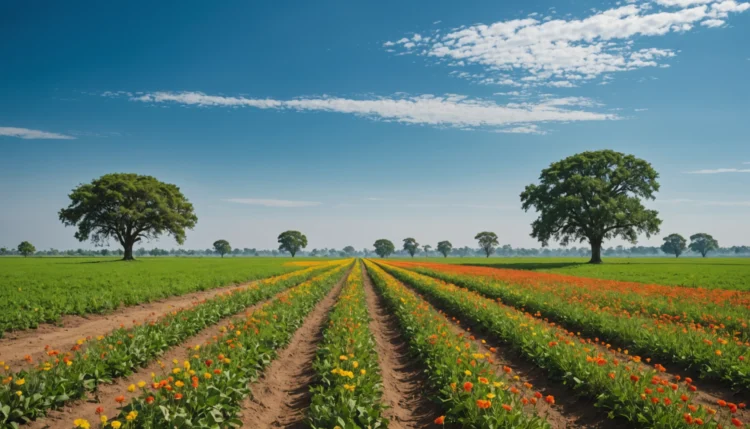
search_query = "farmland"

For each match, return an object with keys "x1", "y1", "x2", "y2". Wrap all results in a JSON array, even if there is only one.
[
  {"x1": 425, "y1": 257, "x2": 750, "y2": 290},
  {"x1": 1, "y1": 257, "x2": 748, "y2": 429},
  {"x1": 0, "y1": 257, "x2": 317, "y2": 335}
]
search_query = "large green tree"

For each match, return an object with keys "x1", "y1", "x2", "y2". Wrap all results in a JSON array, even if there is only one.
[
  {"x1": 213, "y1": 239, "x2": 231, "y2": 258},
  {"x1": 403, "y1": 237, "x2": 420, "y2": 258},
  {"x1": 277, "y1": 230, "x2": 307, "y2": 257},
  {"x1": 437, "y1": 241, "x2": 453, "y2": 258},
  {"x1": 58, "y1": 173, "x2": 197, "y2": 260},
  {"x1": 373, "y1": 239, "x2": 395, "y2": 258},
  {"x1": 661, "y1": 234, "x2": 687, "y2": 258},
  {"x1": 475, "y1": 232, "x2": 499, "y2": 258},
  {"x1": 343, "y1": 245, "x2": 356, "y2": 255},
  {"x1": 18, "y1": 241, "x2": 36, "y2": 257},
  {"x1": 520, "y1": 150, "x2": 661, "y2": 264},
  {"x1": 688, "y1": 233, "x2": 718, "y2": 258}
]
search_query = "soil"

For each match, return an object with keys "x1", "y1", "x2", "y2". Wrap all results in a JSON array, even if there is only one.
[
  {"x1": 238, "y1": 269, "x2": 348, "y2": 428},
  {"x1": 360, "y1": 262, "x2": 441, "y2": 429}
]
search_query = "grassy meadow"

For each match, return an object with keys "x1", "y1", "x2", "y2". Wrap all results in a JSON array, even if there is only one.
[{"x1": 397, "y1": 256, "x2": 750, "y2": 290}]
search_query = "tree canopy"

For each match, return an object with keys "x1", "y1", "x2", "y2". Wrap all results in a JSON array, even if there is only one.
[
  {"x1": 373, "y1": 239, "x2": 395, "y2": 258},
  {"x1": 689, "y1": 233, "x2": 718, "y2": 258},
  {"x1": 58, "y1": 173, "x2": 197, "y2": 260},
  {"x1": 437, "y1": 241, "x2": 453, "y2": 257},
  {"x1": 18, "y1": 241, "x2": 35, "y2": 257},
  {"x1": 475, "y1": 232, "x2": 499, "y2": 258},
  {"x1": 277, "y1": 230, "x2": 307, "y2": 257},
  {"x1": 520, "y1": 150, "x2": 661, "y2": 264},
  {"x1": 213, "y1": 239, "x2": 231, "y2": 258},
  {"x1": 661, "y1": 234, "x2": 687, "y2": 258},
  {"x1": 403, "y1": 237, "x2": 420, "y2": 257},
  {"x1": 343, "y1": 245, "x2": 356, "y2": 255}
]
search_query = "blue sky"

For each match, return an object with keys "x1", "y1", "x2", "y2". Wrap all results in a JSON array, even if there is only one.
[{"x1": 1, "y1": 0, "x2": 749, "y2": 251}]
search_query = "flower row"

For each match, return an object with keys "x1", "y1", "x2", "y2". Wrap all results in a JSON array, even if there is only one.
[
  {"x1": 308, "y1": 262, "x2": 387, "y2": 428},
  {"x1": 364, "y1": 260, "x2": 551, "y2": 429},
  {"x1": 0, "y1": 262, "x2": 345, "y2": 427},
  {"x1": 376, "y1": 262, "x2": 744, "y2": 429}
]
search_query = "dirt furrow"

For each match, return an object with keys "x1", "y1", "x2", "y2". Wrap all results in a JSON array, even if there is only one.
[
  {"x1": 360, "y1": 262, "x2": 439, "y2": 429},
  {"x1": 238, "y1": 271, "x2": 347, "y2": 428},
  {"x1": 0, "y1": 279, "x2": 264, "y2": 371},
  {"x1": 26, "y1": 293, "x2": 281, "y2": 429}
]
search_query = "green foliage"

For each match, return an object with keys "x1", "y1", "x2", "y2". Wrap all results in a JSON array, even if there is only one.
[
  {"x1": 402, "y1": 237, "x2": 420, "y2": 257},
  {"x1": 0, "y1": 258, "x2": 308, "y2": 335},
  {"x1": 372, "y1": 239, "x2": 395, "y2": 258},
  {"x1": 58, "y1": 173, "x2": 198, "y2": 260},
  {"x1": 343, "y1": 245, "x2": 356, "y2": 255},
  {"x1": 689, "y1": 233, "x2": 719, "y2": 258},
  {"x1": 17, "y1": 241, "x2": 35, "y2": 257},
  {"x1": 520, "y1": 150, "x2": 661, "y2": 263},
  {"x1": 474, "y1": 231, "x2": 499, "y2": 258},
  {"x1": 277, "y1": 230, "x2": 308, "y2": 257},
  {"x1": 661, "y1": 233, "x2": 687, "y2": 258},
  {"x1": 437, "y1": 240, "x2": 453, "y2": 257},
  {"x1": 212, "y1": 239, "x2": 231, "y2": 257}
]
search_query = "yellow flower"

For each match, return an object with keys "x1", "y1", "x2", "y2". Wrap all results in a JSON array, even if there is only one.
[
  {"x1": 127, "y1": 384, "x2": 136, "y2": 392},
  {"x1": 343, "y1": 384, "x2": 356, "y2": 392},
  {"x1": 137, "y1": 381, "x2": 147, "y2": 388},
  {"x1": 175, "y1": 381, "x2": 185, "y2": 388},
  {"x1": 486, "y1": 393, "x2": 496, "y2": 399},
  {"x1": 73, "y1": 418, "x2": 90, "y2": 429},
  {"x1": 183, "y1": 361, "x2": 191, "y2": 370},
  {"x1": 15, "y1": 378, "x2": 25, "y2": 386},
  {"x1": 339, "y1": 355, "x2": 348, "y2": 361},
  {"x1": 15, "y1": 391, "x2": 22, "y2": 397},
  {"x1": 126, "y1": 411, "x2": 138, "y2": 421},
  {"x1": 352, "y1": 361, "x2": 359, "y2": 369},
  {"x1": 360, "y1": 369, "x2": 366, "y2": 376},
  {"x1": 111, "y1": 421, "x2": 122, "y2": 429},
  {"x1": 203, "y1": 373, "x2": 212, "y2": 379},
  {"x1": 100, "y1": 415, "x2": 108, "y2": 425},
  {"x1": 172, "y1": 368, "x2": 181, "y2": 374},
  {"x1": 464, "y1": 370, "x2": 472, "y2": 376}
]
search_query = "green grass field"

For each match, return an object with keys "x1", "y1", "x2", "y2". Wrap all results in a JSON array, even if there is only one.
[
  {"x1": 0, "y1": 257, "x2": 326, "y2": 334},
  {"x1": 397, "y1": 257, "x2": 750, "y2": 290}
]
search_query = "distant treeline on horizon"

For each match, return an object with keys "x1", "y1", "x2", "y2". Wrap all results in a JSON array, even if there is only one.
[{"x1": 2, "y1": 245, "x2": 750, "y2": 258}]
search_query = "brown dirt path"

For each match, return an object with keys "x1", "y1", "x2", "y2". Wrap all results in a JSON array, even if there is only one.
[
  {"x1": 360, "y1": 262, "x2": 439, "y2": 429},
  {"x1": 0, "y1": 278, "x2": 275, "y2": 371},
  {"x1": 25, "y1": 290, "x2": 284, "y2": 429},
  {"x1": 238, "y1": 269, "x2": 349, "y2": 428}
]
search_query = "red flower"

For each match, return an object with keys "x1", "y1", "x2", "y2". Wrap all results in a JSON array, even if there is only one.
[
  {"x1": 630, "y1": 375, "x2": 639, "y2": 382},
  {"x1": 502, "y1": 404, "x2": 512, "y2": 412},
  {"x1": 545, "y1": 395, "x2": 555, "y2": 405},
  {"x1": 146, "y1": 396, "x2": 154, "y2": 404},
  {"x1": 463, "y1": 382, "x2": 473, "y2": 392},
  {"x1": 434, "y1": 416, "x2": 445, "y2": 425},
  {"x1": 731, "y1": 418, "x2": 742, "y2": 427}
]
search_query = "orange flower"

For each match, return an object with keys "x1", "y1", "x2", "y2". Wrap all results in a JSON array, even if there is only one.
[
  {"x1": 476, "y1": 399, "x2": 492, "y2": 409},
  {"x1": 115, "y1": 395, "x2": 125, "y2": 404},
  {"x1": 145, "y1": 396, "x2": 154, "y2": 404},
  {"x1": 434, "y1": 416, "x2": 445, "y2": 425},
  {"x1": 174, "y1": 393, "x2": 183, "y2": 400},
  {"x1": 463, "y1": 381, "x2": 473, "y2": 392},
  {"x1": 95, "y1": 407, "x2": 104, "y2": 415},
  {"x1": 630, "y1": 375, "x2": 639, "y2": 382},
  {"x1": 731, "y1": 418, "x2": 742, "y2": 427},
  {"x1": 502, "y1": 404, "x2": 512, "y2": 412},
  {"x1": 545, "y1": 395, "x2": 555, "y2": 405},
  {"x1": 478, "y1": 377, "x2": 489, "y2": 385}
]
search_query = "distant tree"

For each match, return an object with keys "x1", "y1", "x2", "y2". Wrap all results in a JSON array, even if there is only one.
[
  {"x1": 363, "y1": 248, "x2": 371, "y2": 257},
  {"x1": 423, "y1": 245, "x2": 432, "y2": 256},
  {"x1": 437, "y1": 241, "x2": 453, "y2": 258},
  {"x1": 343, "y1": 246, "x2": 356, "y2": 256},
  {"x1": 58, "y1": 173, "x2": 197, "y2": 260},
  {"x1": 272, "y1": 249, "x2": 280, "y2": 257},
  {"x1": 232, "y1": 248, "x2": 242, "y2": 257},
  {"x1": 114, "y1": 249, "x2": 124, "y2": 256},
  {"x1": 403, "y1": 238, "x2": 420, "y2": 258},
  {"x1": 373, "y1": 239, "x2": 395, "y2": 258},
  {"x1": 475, "y1": 232, "x2": 499, "y2": 258},
  {"x1": 277, "y1": 230, "x2": 307, "y2": 257},
  {"x1": 18, "y1": 241, "x2": 36, "y2": 257},
  {"x1": 520, "y1": 150, "x2": 661, "y2": 264},
  {"x1": 661, "y1": 234, "x2": 687, "y2": 258},
  {"x1": 0, "y1": 247, "x2": 7, "y2": 255},
  {"x1": 689, "y1": 233, "x2": 719, "y2": 258},
  {"x1": 100, "y1": 249, "x2": 110, "y2": 256},
  {"x1": 213, "y1": 240, "x2": 231, "y2": 258},
  {"x1": 149, "y1": 248, "x2": 160, "y2": 257}
]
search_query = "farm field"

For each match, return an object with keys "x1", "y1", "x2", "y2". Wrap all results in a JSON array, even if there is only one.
[
  {"x1": 420, "y1": 257, "x2": 750, "y2": 290},
  {"x1": 1, "y1": 258, "x2": 748, "y2": 429},
  {"x1": 0, "y1": 257, "x2": 329, "y2": 335}
]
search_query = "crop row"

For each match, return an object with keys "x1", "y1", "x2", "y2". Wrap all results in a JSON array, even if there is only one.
[
  {"x1": 308, "y1": 262, "x2": 387, "y2": 428},
  {"x1": 392, "y1": 261, "x2": 750, "y2": 393},
  {"x1": 100, "y1": 262, "x2": 352, "y2": 428},
  {"x1": 364, "y1": 260, "x2": 551, "y2": 428},
  {"x1": 0, "y1": 258, "x2": 305, "y2": 335},
  {"x1": 376, "y1": 261, "x2": 744, "y2": 429},
  {"x1": 390, "y1": 261, "x2": 750, "y2": 339},
  {"x1": 0, "y1": 261, "x2": 345, "y2": 427}
]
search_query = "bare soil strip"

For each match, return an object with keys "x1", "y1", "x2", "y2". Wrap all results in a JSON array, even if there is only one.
[
  {"x1": 360, "y1": 262, "x2": 439, "y2": 429},
  {"x1": 0, "y1": 277, "x2": 280, "y2": 371},
  {"x1": 238, "y1": 271, "x2": 348, "y2": 428},
  {"x1": 26, "y1": 290, "x2": 285, "y2": 429},
  {"x1": 387, "y1": 265, "x2": 750, "y2": 425}
]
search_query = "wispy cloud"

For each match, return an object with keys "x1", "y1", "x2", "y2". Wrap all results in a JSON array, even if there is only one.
[
  {"x1": 225, "y1": 198, "x2": 322, "y2": 207},
  {"x1": 126, "y1": 91, "x2": 616, "y2": 133},
  {"x1": 385, "y1": 1, "x2": 749, "y2": 87},
  {"x1": 0, "y1": 126, "x2": 76, "y2": 140},
  {"x1": 686, "y1": 168, "x2": 750, "y2": 174},
  {"x1": 364, "y1": 197, "x2": 384, "y2": 201},
  {"x1": 658, "y1": 198, "x2": 750, "y2": 207}
]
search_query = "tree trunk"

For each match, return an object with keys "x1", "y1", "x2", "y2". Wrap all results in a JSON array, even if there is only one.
[
  {"x1": 589, "y1": 240, "x2": 603, "y2": 264},
  {"x1": 123, "y1": 243, "x2": 135, "y2": 261}
]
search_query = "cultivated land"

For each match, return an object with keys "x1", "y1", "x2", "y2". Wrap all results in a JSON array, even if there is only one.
[
  {"x1": 0, "y1": 257, "x2": 327, "y2": 334},
  {"x1": 419, "y1": 256, "x2": 750, "y2": 290},
  {"x1": 2, "y1": 258, "x2": 748, "y2": 429}
]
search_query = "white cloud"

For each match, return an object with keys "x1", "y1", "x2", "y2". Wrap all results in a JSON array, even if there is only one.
[
  {"x1": 0, "y1": 127, "x2": 75, "y2": 140},
  {"x1": 128, "y1": 91, "x2": 617, "y2": 132},
  {"x1": 634, "y1": 108, "x2": 649, "y2": 111},
  {"x1": 225, "y1": 198, "x2": 322, "y2": 207},
  {"x1": 494, "y1": 124, "x2": 547, "y2": 134},
  {"x1": 686, "y1": 168, "x2": 750, "y2": 173},
  {"x1": 384, "y1": 1, "x2": 749, "y2": 86}
]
